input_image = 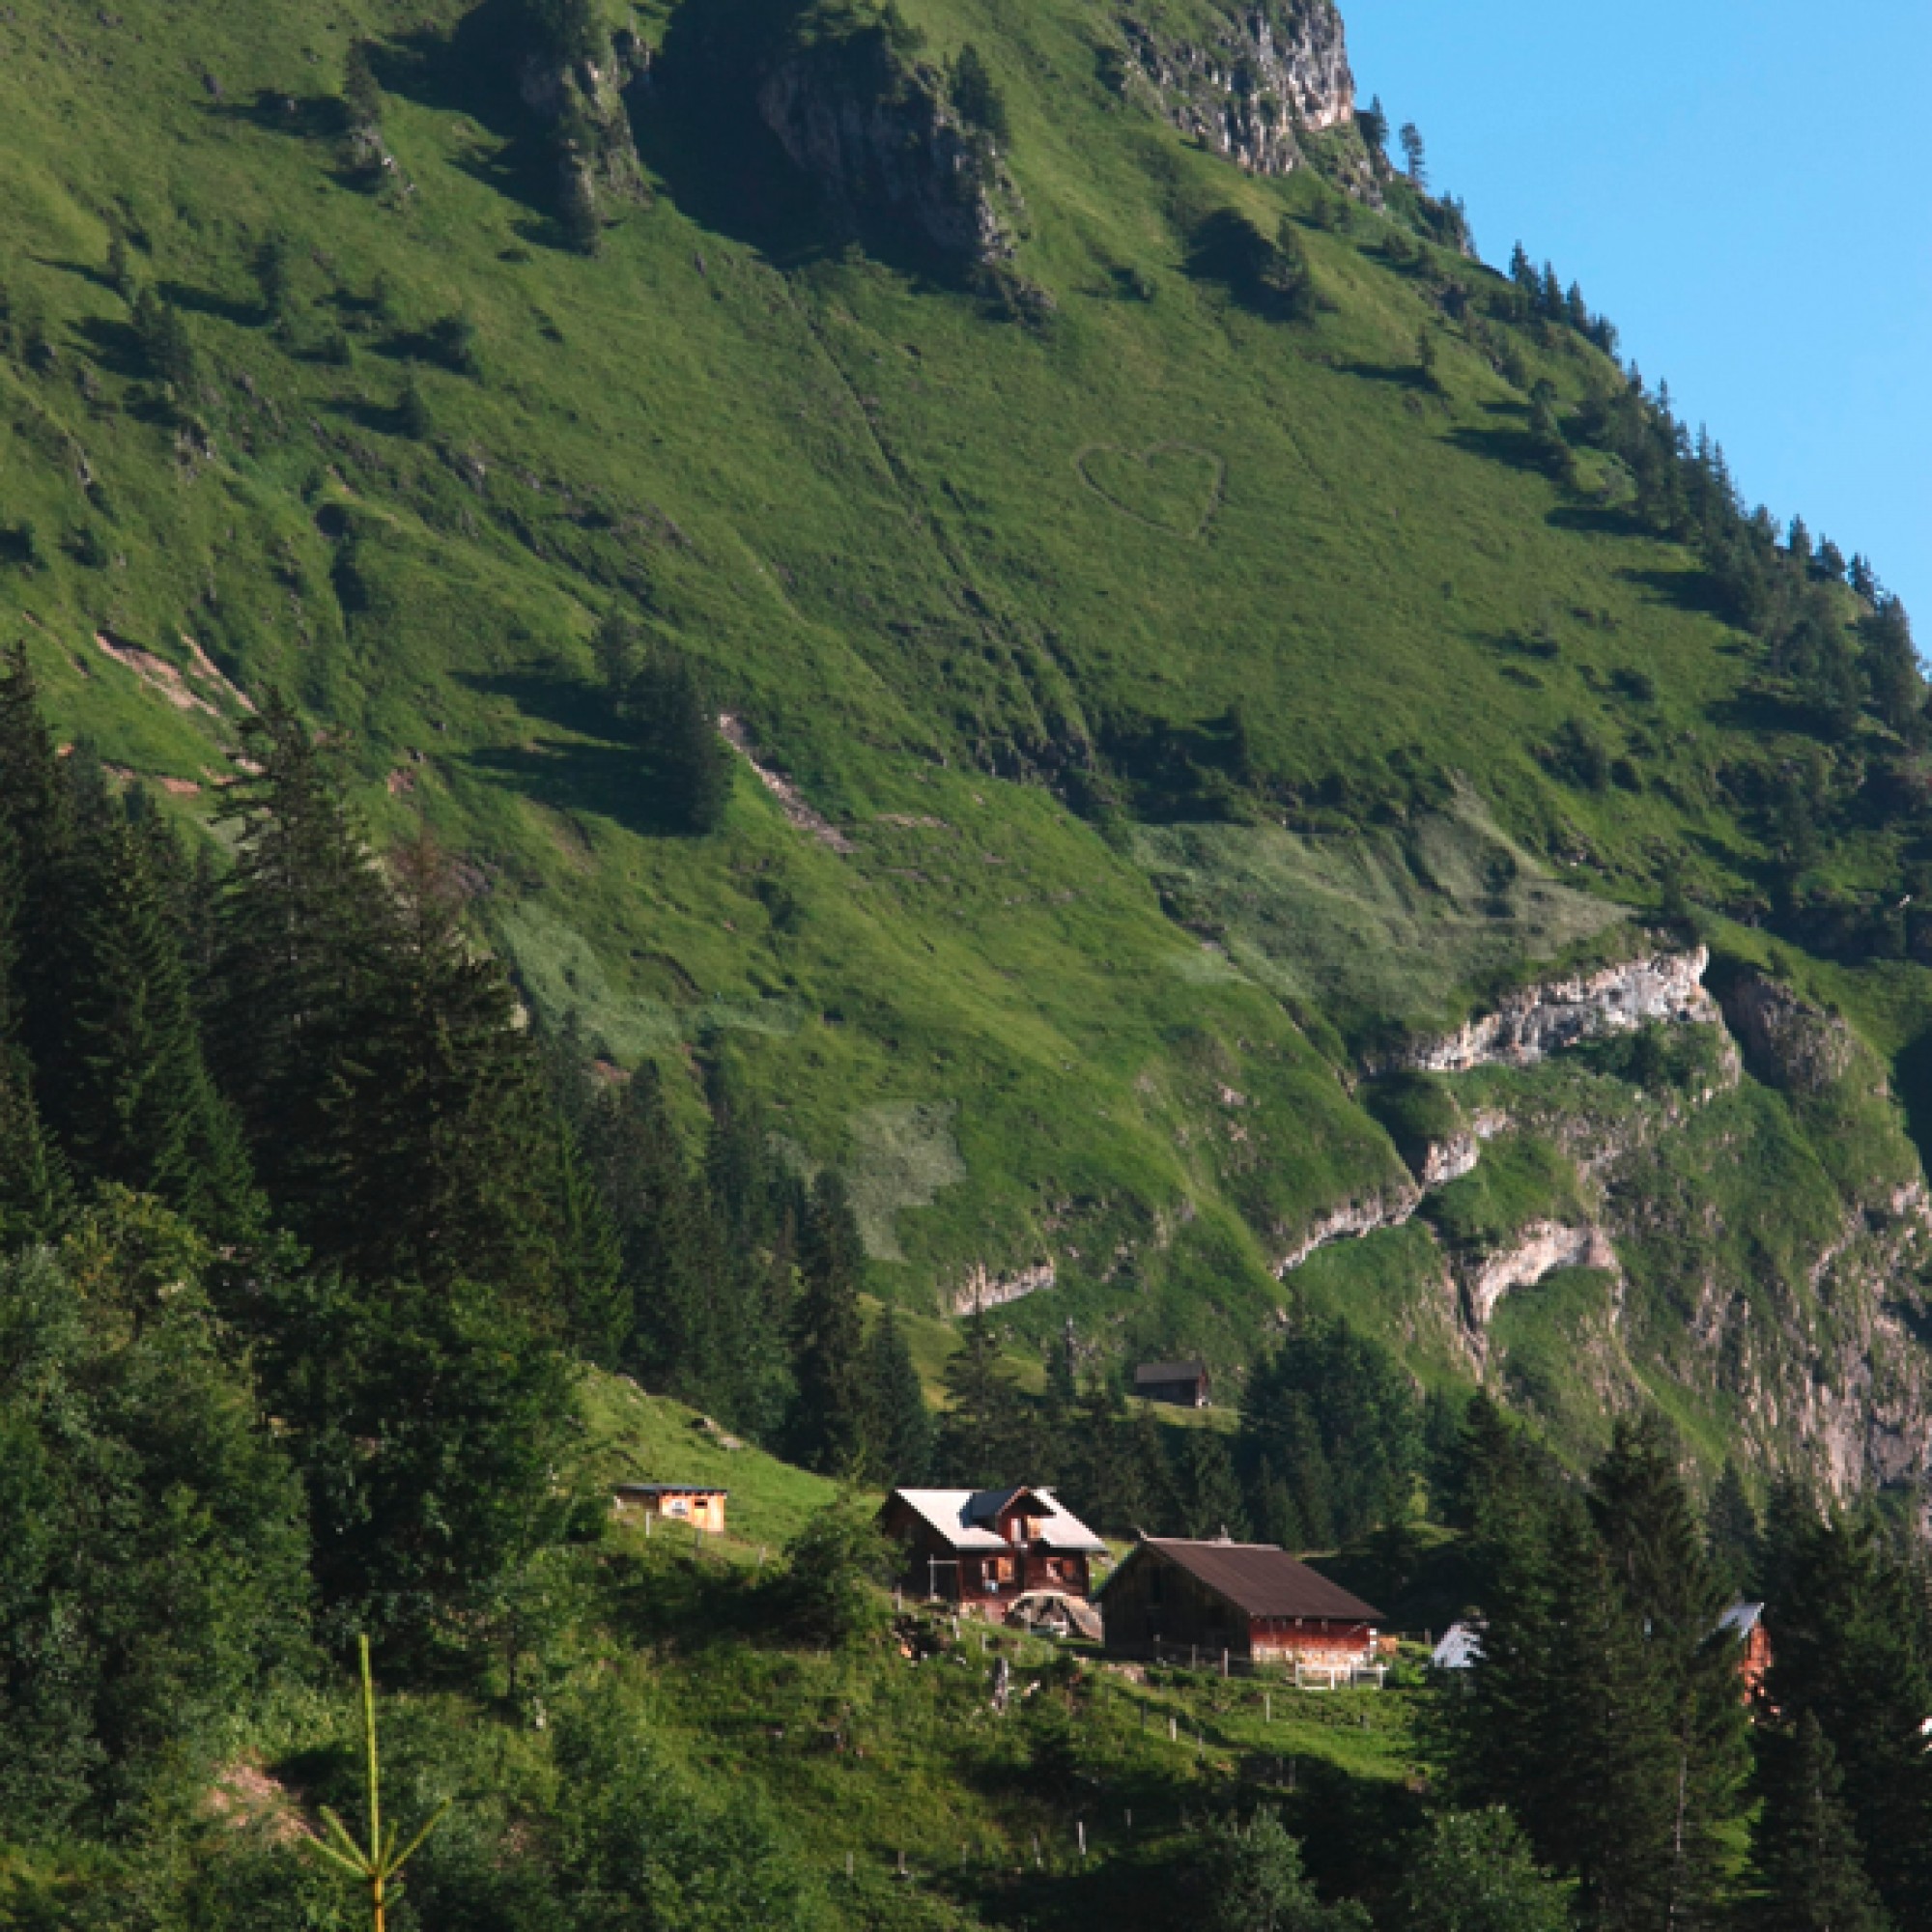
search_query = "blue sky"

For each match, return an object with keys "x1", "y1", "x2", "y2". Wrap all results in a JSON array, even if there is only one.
[{"x1": 1345, "y1": 1, "x2": 1932, "y2": 629}]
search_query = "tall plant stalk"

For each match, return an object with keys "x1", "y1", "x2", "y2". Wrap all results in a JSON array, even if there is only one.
[{"x1": 311, "y1": 1635, "x2": 448, "y2": 1932}]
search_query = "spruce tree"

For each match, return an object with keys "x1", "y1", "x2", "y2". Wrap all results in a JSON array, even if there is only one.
[
  {"x1": 0, "y1": 819, "x2": 59, "y2": 1245},
  {"x1": 866, "y1": 1303, "x2": 932, "y2": 1484},
  {"x1": 591, "y1": 1061, "x2": 725, "y2": 1402},
  {"x1": 1743, "y1": 1712, "x2": 1888, "y2": 1932},
  {"x1": 55, "y1": 781, "x2": 261, "y2": 1243},
  {"x1": 937, "y1": 1306, "x2": 1029, "y2": 1488},
  {"x1": 789, "y1": 1171, "x2": 870, "y2": 1474},
  {"x1": 326, "y1": 832, "x2": 570, "y2": 1302},
  {"x1": 1763, "y1": 1512, "x2": 1932, "y2": 1923},
  {"x1": 210, "y1": 691, "x2": 395, "y2": 1233},
  {"x1": 0, "y1": 642, "x2": 78, "y2": 1078},
  {"x1": 1179, "y1": 1430, "x2": 1249, "y2": 1541},
  {"x1": 342, "y1": 38, "x2": 383, "y2": 132},
  {"x1": 1586, "y1": 1414, "x2": 1750, "y2": 1931},
  {"x1": 1708, "y1": 1461, "x2": 1763, "y2": 1598},
  {"x1": 1400, "y1": 121, "x2": 1428, "y2": 186},
  {"x1": 648, "y1": 653, "x2": 733, "y2": 835}
]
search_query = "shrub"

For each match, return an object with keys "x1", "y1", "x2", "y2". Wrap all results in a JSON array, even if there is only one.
[{"x1": 778, "y1": 1496, "x2": 895, "y2": 1648}]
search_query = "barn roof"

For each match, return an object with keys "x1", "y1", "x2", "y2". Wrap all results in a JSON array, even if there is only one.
[
  {"x1": 884, "y1": 1487, "x2": 1108, "y2": 1553},
  {"x1": 1134, "y1": 1361, "x2": 1208, "y2": 1385},
  {"x1": 1109, "y1": 1538, "x2": 1383, "y2": 1622}
]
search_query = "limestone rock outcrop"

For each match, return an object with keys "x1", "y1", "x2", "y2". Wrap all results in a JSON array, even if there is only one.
[
  {"x1": 1457, "y1": 1221, "x2": 1618, "y2": 1325},
  {"x1": 1389, "y1": 949, "x2": 1717, "y2": 1075},
  {"x1": 1120, "y1": 1, "x2": 1358, "y2": 179},
  {"x1": 757, "y1": 40, "x2": 1015, "y2": 265},
  {"x1": 1718, "y1": 973, "x2": 1860, "y2": 1095}
]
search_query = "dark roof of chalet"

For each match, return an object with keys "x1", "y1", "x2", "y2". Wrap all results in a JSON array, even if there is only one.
[
  {"x1": 1113, "y1": 1537, "x2": 1383, "y2": 1622},
  {"x1": 1134, "y1": 1361, "x2": 1208, "y2": 1385},
  {"x1": 613, "y1": 1483, "x2": 729, "y2": 1497}
]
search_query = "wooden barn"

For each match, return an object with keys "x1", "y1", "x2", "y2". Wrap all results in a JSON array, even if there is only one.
[
  {"x1": 1134, "y1": 1361, "x2": 1211, "y2": 1407},
  {"x1": 880, "y1": 1486, "x2": 1108, "y2": 1611},
  {"x1": 1099, "y1": 1536, "x2": 1382, "y2": 1666},
  {"x1": 611, "y1": 1483, "x2": 728, "y2": 1534}
]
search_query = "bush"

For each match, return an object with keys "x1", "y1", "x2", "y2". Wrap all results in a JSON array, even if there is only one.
[
  {"x1": 778, "y1": 1496, "x2": 895, "y2": 1648},
  {"x1": 425, "y1": 311, "x2": 480, "y2": 377},
  {"x1": 1196, "y1": 1809, "x2": 1372, "y2": 1932}
]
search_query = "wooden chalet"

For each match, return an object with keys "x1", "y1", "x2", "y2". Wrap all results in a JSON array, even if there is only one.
[
  {"x1": 1134, "y1": 1361, "x2": 1211, "y2": 1407},
  {"x1": 1099, "y1": 1536, "x2": 1382, "y2": 1666},
  {"x1": 1720, "y1": 1601, "x2": 1772, "y2": 1695},
  {"x1": 611, "y1": 1483, "x2": 727, "y2": 1534},
  {"x1": 880, "y1": 1486, "x2": 1108, "y2": 1610}
]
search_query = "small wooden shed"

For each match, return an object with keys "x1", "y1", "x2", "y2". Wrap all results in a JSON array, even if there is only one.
[
  {"x1": 1134, "y1": 1361, "x2": 1211, "y2": 1408},
  {"x1": 612, "y1": 1483, "x2": 728, "y2": 1534}
]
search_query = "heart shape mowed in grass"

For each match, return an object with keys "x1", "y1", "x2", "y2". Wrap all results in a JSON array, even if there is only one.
[{"x1": 1076, "y1": 442, "x2": 1226, "y2": 536}]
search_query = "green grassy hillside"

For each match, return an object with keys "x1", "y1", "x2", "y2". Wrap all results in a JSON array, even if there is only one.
[{"x1": 4, "y1": 0, "x2": 1930, "y2": 1484}]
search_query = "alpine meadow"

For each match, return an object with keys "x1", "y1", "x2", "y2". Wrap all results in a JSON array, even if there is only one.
[{"x1": 3, "y1": 0, "x2": 1932, "y2": 1927}]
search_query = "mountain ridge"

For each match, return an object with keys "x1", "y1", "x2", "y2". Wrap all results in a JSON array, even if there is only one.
[{"x1": 2, "y1": 0, "x2": 1930, "y2": 1495}]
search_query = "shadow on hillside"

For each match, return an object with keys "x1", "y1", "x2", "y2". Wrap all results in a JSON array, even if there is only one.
[
  {"x1": 1891, "y1": 1032, "x2": 1932, "y2": 1184},
  {"x1": 321, "y1": 393, "x2": 414, "y2": 438},
  {"x1": 205, "y1": 90, "x2": 350, "y2": 141},
  {"x1": 158, "y1": 279, "x2": 262, "y2": 328},
  {"x1": 1446, "y1": 421, "x2": 1546, "y2": 472},
  {"x1": 1547, "y1": 503, "x2": 1631, "y2": 537},
  {"x1": 458, "y1": 668, "x2": 695, "y2": 837},
  {"x1": 37, "y1": 254, "x2": 119, "y2": 297},
  {"x1": 1705, "y1": 684, "x2": 1813, "y2": 739},
  {"x1": 372, "y1": 2, "x2": 565, "y2": 223},
  {"x1": 71, "y1": 316, "x2": 146, "y2": 380},
  {"x1": 641, "y1": 0, "x2": 991, "y2": 282},
  {"x1": 1618, "y1": 562, "x2": 1725, "y2": 618}
]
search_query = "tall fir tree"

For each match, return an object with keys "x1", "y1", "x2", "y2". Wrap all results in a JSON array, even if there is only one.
[
  {"x1": 209, "y1": 691, "x2": 395, "y2": 1235},
  {"x1": 789, "y1": 1171, "x2": 870, "y2": 1475},
  {"x1": 0, "y1": 815, "x2": 59, "y2": 1246},
  {"x1": 1586, "y1": 1414, "x2": 1750, "y2": 1932},
  {"x1": 1742, "y1": 1712, "x2": 1889, "y2": 1932},
  {"x1": 53, "y1": 775, "x2": 261, "y2": 1243},
  {"x1": 1763, "y1": 1512, "x2": 1932, "y2": 1926},
  {"x1": 591, "y1": 1061, "x2": 724, "y2": 1399},
  {"x1": 1708, "y1": 1461, "x2": 1763, "y2": 1599},
  {"x1": 325, "y1": 832, "x2": 573, "y2": 1303},
  {"x1": 866, "y1": 1303, "x2": 932, "y2": 1485},
  {"x1": 936, "y1": 1305, "x2": 1032, "y2": 1488}
]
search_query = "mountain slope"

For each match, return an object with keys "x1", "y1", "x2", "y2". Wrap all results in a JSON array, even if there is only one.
[{"x1": 3, "y1": 0, "x2": 1930, "y2": 1489}]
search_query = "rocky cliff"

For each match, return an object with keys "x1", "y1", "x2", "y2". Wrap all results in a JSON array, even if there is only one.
[
  {"x1": 1120, "y1": 0, "x2": 1357, "y2": 178},
  {"x1": 757, "y1": 30, "x2": 1016, "y2": 265},
  {"x1": 1389, "y1": 948, "x2": 1719, "y2": 1074}
]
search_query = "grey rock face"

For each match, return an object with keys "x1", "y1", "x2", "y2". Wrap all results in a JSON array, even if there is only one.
[
  {"x1": 1121, "y1": 0, "x2": 1357, "y2": 179},
  {"x1": 1719, "y1": 973, "x2": 1860, "y2": 1094},
  {"x1": 1387, "y1": 949, "x2": 1717, "y2": 1075},
  {"x1": 757, "y1": 52, "x2": 1015, "y2": 265}
]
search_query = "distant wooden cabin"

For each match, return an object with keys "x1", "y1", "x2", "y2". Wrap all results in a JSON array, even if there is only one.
[
  {"x1": 1099, "y1": 1536, "x2": 1382, "y2": 1666},
  {"x1": 611, "y1": 1483, "x2": 727, "y2": 1534},
  {"x1": 880, "y1": 1486, "x2": 1108, "y2": 1610},
  {"x1": 1134, "y1": 1361, "x2": 1211, "y2": 1408},
  {"x1": 1721, "y1": 1601, "x2": 1772, "y2": 1695}
]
